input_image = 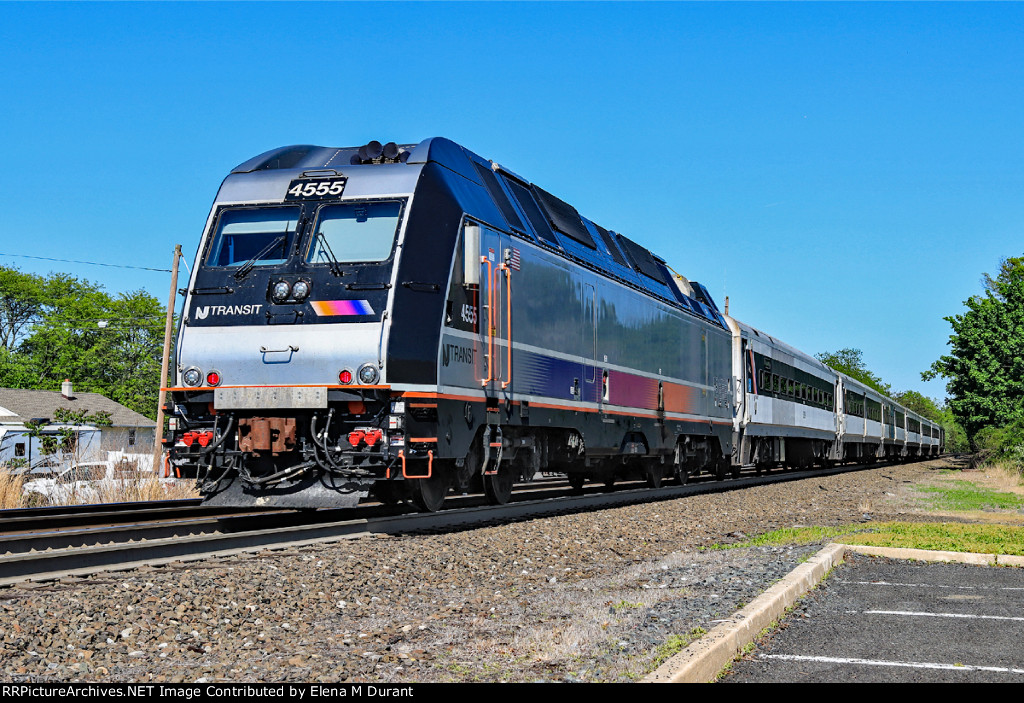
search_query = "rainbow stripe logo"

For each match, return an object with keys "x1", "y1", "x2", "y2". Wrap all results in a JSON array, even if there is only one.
[{"x1": 310, "y1": 300, "x2": 375, "y2": 316}]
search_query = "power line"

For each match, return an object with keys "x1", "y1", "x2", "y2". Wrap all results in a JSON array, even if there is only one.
[{"x1": 0, "y1": 253, "x2": 171, "y2": 273}]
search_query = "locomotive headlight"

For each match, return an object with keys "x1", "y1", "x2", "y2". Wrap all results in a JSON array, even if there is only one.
[
  {"x1": 292, "y1": 280, "x2": 311, "y2": 300},
  {"x1": 182, "y1": 367, "x2": 202, "y2": 387},
  {"x1": 357, "y1": 363, "x2": 380, "y2": 385},
  {"x1": 272, "y1": 280, "x2": 292, "y2": 302}
]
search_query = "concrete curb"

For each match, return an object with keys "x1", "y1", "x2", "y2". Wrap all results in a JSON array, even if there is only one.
[
  {"x1": 641, "y1": 542, "x2": 1024, "y2": 683},
  {"x1": 641, "y1": 542, "x2": 846, "y2": 683},
  {"x1": 841, "y1": 544, "x2": 1024, "y2": 567}
]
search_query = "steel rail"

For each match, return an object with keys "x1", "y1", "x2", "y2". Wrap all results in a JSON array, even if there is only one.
[
  {"x1": 0, "y1": 503, "x2": 275, "y2": 534},
  {"x1": 0, "y1": 460, "x2": 894, "y2": 587}
]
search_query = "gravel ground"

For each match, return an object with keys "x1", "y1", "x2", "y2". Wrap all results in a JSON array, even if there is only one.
[{"x1": 0, "y1": 458, "x2": 952, "y2": 683}]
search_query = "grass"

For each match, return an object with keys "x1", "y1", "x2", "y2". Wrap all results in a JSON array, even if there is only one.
[
  {"x1": 651, "y1": 627, "x2": 708, "y2": 669},
  {"x1": 610, "y1": 600, "x2": 644, "y2": 611},
  {"x1": 914, "y1": 480, "x2": 1024, "y2": 512},
  {"x1": 720, "y1": 521, "x2": 1024, "y2": 557},
  {"x1": 708, "y1": 524, "x2": 869, "y2": 549},
  {"x1": 977, "y1": 459, "x2": 1024, "y2": 488}
]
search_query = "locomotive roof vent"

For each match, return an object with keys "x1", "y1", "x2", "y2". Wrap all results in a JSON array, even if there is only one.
[{"x1": 350, "y1": 140, "x2": 411, "y2": 165}]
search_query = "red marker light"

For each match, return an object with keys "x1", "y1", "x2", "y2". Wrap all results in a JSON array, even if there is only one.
[
  {"x1": 339, "y1": 370, "x2": 353, "y2": 384},
  {"x1": 206, "y1": 372, "x2": 221, "y2": 386}
]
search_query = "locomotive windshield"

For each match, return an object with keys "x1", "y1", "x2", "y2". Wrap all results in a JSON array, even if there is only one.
[
  {"x1": 306, "y1": 200, "x2": 402, "y2": 265},
  {"x1": 206, "y1": 206, "x2": 300, "y2": 268}
]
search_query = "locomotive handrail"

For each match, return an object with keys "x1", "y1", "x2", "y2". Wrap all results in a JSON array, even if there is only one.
[
  {"x1": 500, "y1": 264, "x2": 512, "y2": 389},
  {"x1": 481, "y1": 256, "x2": 494, "y2": 386},
  {"x1": 398, "y1": 449, "x2": 433, "y2": 479}
]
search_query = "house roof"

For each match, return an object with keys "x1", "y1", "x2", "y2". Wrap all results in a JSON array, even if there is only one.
[{"x1": 0, "y1": 388, "x2": 155, "y2": 428}]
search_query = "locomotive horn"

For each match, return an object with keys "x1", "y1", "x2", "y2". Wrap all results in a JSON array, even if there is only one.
[{"x1": 359, "y1": 140, "x2": 383, "y2": 162}]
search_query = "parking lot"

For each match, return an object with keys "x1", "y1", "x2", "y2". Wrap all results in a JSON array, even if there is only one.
[{"x1": 723, "y1": 554, "x2": 1024, "y2": 683}]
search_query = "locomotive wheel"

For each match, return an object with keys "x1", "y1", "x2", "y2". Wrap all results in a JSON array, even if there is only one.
[
  {"x1": 407, "y1": 465, "x2": 451, "y2": 513},
  {"x1": 674, "y1": 464, "x2": 690, "y2": 485},
  {"x1": 483, "y1": 464, "x2": 515, "y2": 505}
]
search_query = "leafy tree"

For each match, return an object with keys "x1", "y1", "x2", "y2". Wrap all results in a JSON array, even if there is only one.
[
  {"x1": 815, "y1": 348, "x2": 892, "y2": 396},
  {"x1": 893, "y1": 390, "x2": 942, "y2": 422},
  {"x1": 0, "y1": 267, "x2": 166, "y2": 420},
  {"x1": 924, "y1": 256, "x2": 1024, "y2": 440},
  {"x1": 0, "y1": 268, "x2": 46, "y2": 351}
]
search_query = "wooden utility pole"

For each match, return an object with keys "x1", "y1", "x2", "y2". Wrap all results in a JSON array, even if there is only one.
[{"x1": 153, "y1": 245, "x2": 182, "y2": 474}]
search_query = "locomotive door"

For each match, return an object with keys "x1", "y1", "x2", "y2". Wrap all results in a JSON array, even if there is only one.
[
  {"x1": 477, "y1": 227, "x2": 513, "y2": 401},
  {"x1": 582, "y1": 282, "x2": 596, "y2": 403}
]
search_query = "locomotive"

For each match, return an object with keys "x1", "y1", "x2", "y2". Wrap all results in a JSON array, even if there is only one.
[{"x1": 164, "y1": 137, "x2": 943, "y2": 511}]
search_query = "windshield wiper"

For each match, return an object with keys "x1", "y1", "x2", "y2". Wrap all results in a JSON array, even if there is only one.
[
  {"x1": 233, "y1": 234, "x2": 287, "y2": 281},
  {"x1": 313, "y1": 231, "x2": 346, "y2": 277}
]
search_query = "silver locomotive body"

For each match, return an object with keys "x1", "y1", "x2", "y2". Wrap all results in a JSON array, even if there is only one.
[
  {"x1": 167, "y1": 138, "x2": 736, "y2": 509},
  {"x1": 166, "y1": 137, "x2": 941, "y2": 511}
]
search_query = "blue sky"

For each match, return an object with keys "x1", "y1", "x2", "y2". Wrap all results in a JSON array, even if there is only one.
[{"x1": 1, "y1": 2, "x2": 1021, "y2": 401}]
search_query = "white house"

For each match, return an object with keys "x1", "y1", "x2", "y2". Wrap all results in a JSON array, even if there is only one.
[{"x1": 0, "y1": 381, "x2": 156, "y2": 471}]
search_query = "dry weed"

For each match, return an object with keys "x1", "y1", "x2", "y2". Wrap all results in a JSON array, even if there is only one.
[
  {"x1": 982, "y1": 460, "x2": 1024, "y2": 492},
  {"x1": 92, "y1": 475, "x2": 199, "y2": 504},
  {"x1": 0, "y1": 468, "x2": 26, "y2": 509}
]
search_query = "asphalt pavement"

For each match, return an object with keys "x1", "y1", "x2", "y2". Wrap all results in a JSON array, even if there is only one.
[{"x1": 722, "y1": 553, "x2": 1024, "y2": 683}]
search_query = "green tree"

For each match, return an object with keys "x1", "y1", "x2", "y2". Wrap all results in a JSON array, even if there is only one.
[
  {"x1": 893, "y1": 390, "x2": 942, "y2": 422},
  {"x1": 0, "y1": 267, "x2": 166, "y2": 420},
  {"x1": 924, "y1": 256, "x2": 1024, "y2": 440},
  {"x1": 815, "y1": 348, "x2": 892, "y2": 396},
  {"x1": 0, "y1": 267, "x2": 46, "y2": 351}
]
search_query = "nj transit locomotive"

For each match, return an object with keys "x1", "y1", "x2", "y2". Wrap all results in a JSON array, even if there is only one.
[{"x1": 165, "y1": 138, "x2": 943, "y2": 511}]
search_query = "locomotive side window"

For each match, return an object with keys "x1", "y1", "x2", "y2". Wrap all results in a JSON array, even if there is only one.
[
  {"x1": 206, "y1": 206, "x2": 300, "y2": 267},
  {"x1": 307, "y1": 201, "x2": 402, "y2": 264},
  {"x1": 502, "y1": 177, "x2": 561, "y2": 248}
]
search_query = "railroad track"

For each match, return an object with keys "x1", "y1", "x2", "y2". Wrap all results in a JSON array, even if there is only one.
[{"x1": 0, "y1": 461, "x2": 892, "y2": 587}]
